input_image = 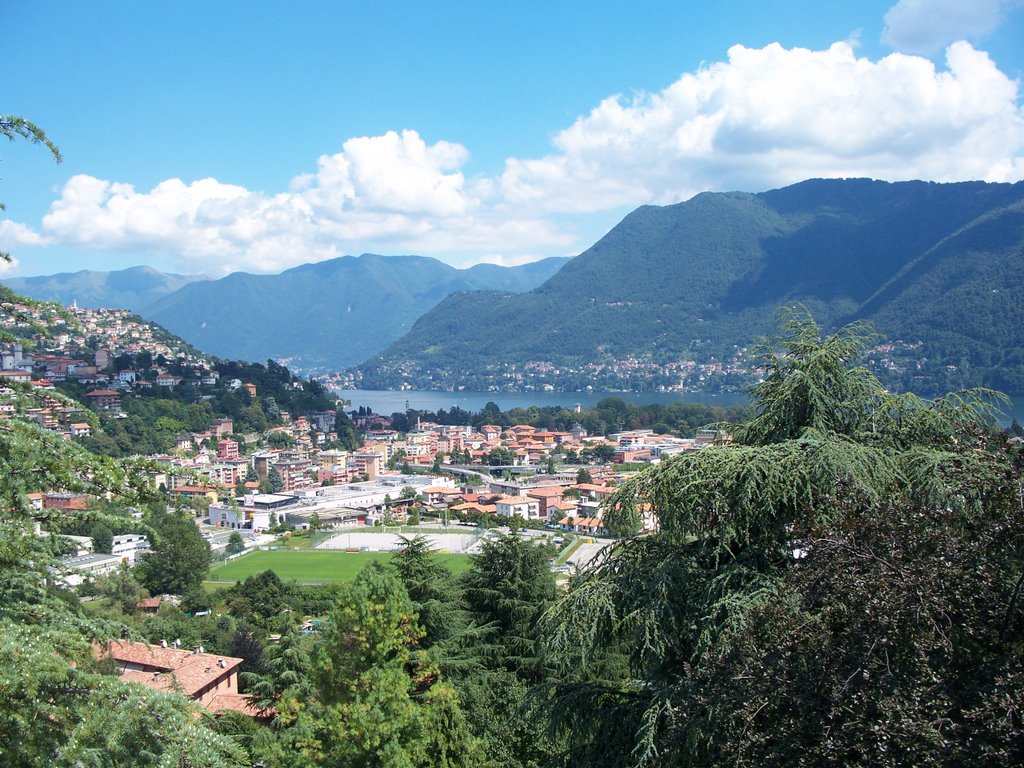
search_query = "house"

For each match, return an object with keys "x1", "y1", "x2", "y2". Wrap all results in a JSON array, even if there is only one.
[
  {"x1": 85, "y1": 389, "x2": 122, "y2": 411},
  {"x1": 419, "y1": 486, "x2": 463, "y2": 506},
  {"x1": 525, "y1": 486, "x2": 566, "y2": 518},
  {"x1": 98, "y1": 640, "x2": 262, "y2": 716},
  {"x1": 495, "y1": 495, "x2": 542, "y2": 520},
  {"x1": 169, "y1": 485, "x2": 220, "y2": 504},
  {"x1": 211, "y1": 417, "x2": 233, "y2": 436},
  {"x1": 69, "y1": 422, "x2": 92, "y2": 438},
  {"x1": 137, "y1": 596, "x2": 162, "y2": 614},
  {"x1": 155, "y1": 373, "x2": 181, "y2": 388},
  {"x1": 0, "y1": 369, "x2": 32, "y2": 384}
]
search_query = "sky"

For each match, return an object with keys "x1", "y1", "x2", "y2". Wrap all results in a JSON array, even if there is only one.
[{"x1": 2, "y1": 0, "x2": 1023, "y2": 278}]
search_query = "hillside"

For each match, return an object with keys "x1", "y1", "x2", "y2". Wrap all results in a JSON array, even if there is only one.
[
  {"x1": 2, "y1": 265, "x2": 205, "y2": 311},
  {"x1": 356, "y1": 178, "x2": 1024, "y2": 394},
  {"x1": 140, "y1": 254, "x2": 569, "y2": 372}
]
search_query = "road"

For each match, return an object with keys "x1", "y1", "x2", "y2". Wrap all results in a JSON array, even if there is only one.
[{"x1": 565, "y1": 539, "x2": 615, "y2": 570}]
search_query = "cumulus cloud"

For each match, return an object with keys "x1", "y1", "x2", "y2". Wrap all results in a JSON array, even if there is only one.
[
  {"x1": 499, "y1": 41, "x2": 1024, "y2": 212},
  {"x1": 0, "y1": 255, "x2": 20, "y2": 276},
  {"x1": 882, "y1": 0, "x2": 1021, "y2": 54},
  {"x1": 0, "y1": 219, "x2": 50, "y2": 249},
  {"x1": 9, "y1": 41, "x2": 1024, "y2": 274}
]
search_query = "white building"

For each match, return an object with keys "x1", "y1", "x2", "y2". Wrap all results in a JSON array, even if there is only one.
[
  {"x1": 495, "y1": 495, "x2": 542, "y2": 520},
  {"x1": 111, "y1": 534, "x2": 150, "y2": 564}
]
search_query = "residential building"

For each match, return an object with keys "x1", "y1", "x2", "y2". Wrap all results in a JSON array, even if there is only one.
[
  {"x1": 495, "y1": 495, "x2": 541, "y2": 520},
  {"x1": 98, "y1": 640, "x2": 260, "y2": 716}
]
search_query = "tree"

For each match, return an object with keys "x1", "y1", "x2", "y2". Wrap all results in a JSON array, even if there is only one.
[
  {"x1": 225, "y1": 531, "x2": 245, "y2": 555},
  {"x1": 268, "y1": 563, "x2": 481, "y2": 766},
  {"x1": 487, "y1": 447, "x2": 514, "y2": 466},
  {"x1": 590, "y1": 442, "x2": 616, "y2": 463},
  {"x1": 0, "y1": 119, "x2": 245, "y2": 766},
  {"x1": 308, "y1": 511, "x2": 321, "y2": 532},
  {"x1": 334, "y1": 407, "x2": 361, "y2": 451},
  {"x1": 575, "y1": 467, "x2": 592, "y2": 484},
  {"x1": 392, "y1": 536, "x2": 466, "y2": 651},
  {"x1": 89, "y1": 521, "x2": 113, "y2": 554},
  {"x1": 544, "y1": 308, "x2": 1024, "y2": 766},
  {"x1": 137, "y1": 510, "x2": 212, "y2": 594},
  {"x1": 461, "y1": 534, "x2": 556, "y2": 682},
  {"x1": 268, "y1": 465, "x2": 284, "y2": 492},
  {"x1": 95, "y1": 563, "x2": 149, "y2": 615}
]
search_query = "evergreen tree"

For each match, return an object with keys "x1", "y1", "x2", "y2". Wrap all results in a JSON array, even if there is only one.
[
  {"x1": 0, "y1": 116, "x2": 244, "y2": 762},
  {"x1": 544, "y1": 307, "x2": 1023, "y2": 766},
  {"x1": 265, "y1": 563, "x2": 482, "y2": 767},
  {"x1": 334, "y1": 407, "x2": 360, "y2": 451},
  {"x1": 268, "y1": 465, "x2": 284, "y2": 492},
  {"x1": 392, "y1": 536, "x2": 466, "y2": 652}
]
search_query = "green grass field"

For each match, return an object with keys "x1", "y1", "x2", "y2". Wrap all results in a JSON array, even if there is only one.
[{"x1": 206, "y1": 549, "x2": 472, "y2": 586}]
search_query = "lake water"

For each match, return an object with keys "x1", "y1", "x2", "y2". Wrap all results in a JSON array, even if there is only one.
[{"x1": 337, "y1": 389, "x2": 1024, "y2": 427}]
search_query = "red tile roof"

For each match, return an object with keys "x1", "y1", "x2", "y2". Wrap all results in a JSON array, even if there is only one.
[{"x1": 100, "y1": 640, "x2": 242, "y2": 699}]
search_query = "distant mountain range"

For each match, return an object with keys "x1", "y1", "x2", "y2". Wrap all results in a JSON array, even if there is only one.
[
  {"x1": 357, "y1": 178, "x2": 1024, "y2": 395},
  {"x1": 4, "y1": 255, "x2": 570, "y2": 373},
  {"x1": 2, "y1": 266, "x2": 205, "y2": 312}
]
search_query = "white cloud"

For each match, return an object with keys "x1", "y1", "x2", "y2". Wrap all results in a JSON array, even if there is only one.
[
  {"x1": 499, "y1": 41, "x2": 1024, "y2": 211},
  {"x1": 0, "y1": 255, "x2": 20, "y2": 275},
  {"x1": 0, "y1": 219, "x2": 50, "y2": 249},
  {"x1": 8, "y1": 41, "x2": 1024, "y2": 275},
  {"x1": 882, "y1": 0, "x2": 1020, "y2": 54}
]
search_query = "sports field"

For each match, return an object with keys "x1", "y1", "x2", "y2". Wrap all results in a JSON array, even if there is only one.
[{"x1": 206, "y1": 549, "x2": 472, "y2": 585}]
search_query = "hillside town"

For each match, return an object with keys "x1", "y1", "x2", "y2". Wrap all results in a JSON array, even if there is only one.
[{"x1": 0, "y1": 299, "x2": 739, "y2": 593}]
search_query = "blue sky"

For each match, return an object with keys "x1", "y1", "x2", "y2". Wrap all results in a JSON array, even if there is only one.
[{"x1": 2, "y1": 0, "x2": 1023, "y2": 277}]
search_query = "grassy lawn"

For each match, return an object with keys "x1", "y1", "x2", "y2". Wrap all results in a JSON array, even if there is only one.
[{"x1": 206, "y1": 549, "x2": 472, "y2": 586}]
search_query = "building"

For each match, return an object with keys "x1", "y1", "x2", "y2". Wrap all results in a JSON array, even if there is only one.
[
  {"x1": 98, "y1": 640, "x2": 261, "y2": 716},
  {"x1": 495, "y1": 495, "x2": 542, "y2": 520},
  {"x1": 525, "y1": 486, "x2": 567, "y2": 518},
  {"x1": 60, "y1": 552, "x2": 123, "y2": 586},
  {"x1": 85, "y1": 389, "x2": 122, "y2": 410},
  {"x1": 217, "y1": 439, "x2": 239, "y2": 461},
  {"x1": 111, "y1": 534, "x2": 150, "y2": 564}
]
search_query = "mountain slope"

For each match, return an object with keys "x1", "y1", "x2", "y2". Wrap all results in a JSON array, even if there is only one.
[
  {"x1": 140, "y1": 254, "x2": 569, "y2": 372},
  {"x1": 2, "y1": 266, "x2": 204, "y2": 311},
  {"x1": 358, "y1": 178, "x2": 1024, "y2": 394}
]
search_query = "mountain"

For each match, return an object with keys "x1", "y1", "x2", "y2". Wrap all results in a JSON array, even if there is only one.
[
  {"x1": 357, "y1": 178, "x2": 1024, "y2": 395},
  {"x1": 140, "y1": 254, "x2": 570, "y2": 372},
  {"x1": 2, "y1": 266, "x2": 204, "y2": 312}
]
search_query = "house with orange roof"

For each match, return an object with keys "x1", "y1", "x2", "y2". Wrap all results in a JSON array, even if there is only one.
[
  {"x1": 98, "y1": 639, "x2": 263, "y2": 717},
  {"x1": 495, "y1": 495, "x2": 541, "y2": 520},
  {"x1": 85, "y1": 389, "x2": 121, "y2": 410},
  {"x1": 525, "y1": 486, "x2": 566, "y2": 518},
  {"x1": 419, "y1": 485, "x2": 462, "y2": 506},
  {"x1": 479, "y1": 425, "x2": 503, "y2": 441},
  {"x1": 452, "y1": 501, "x2": 497, "y2": 516}
]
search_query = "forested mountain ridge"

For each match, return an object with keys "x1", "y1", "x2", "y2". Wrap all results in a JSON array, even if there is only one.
[
  {"x1": 357, "y1": 178, "x2": 1024, "y2": 394},
  {"x1": 140, "y1": 253, "x2": 569, "y2": 373},
  {"x1": 2, "y1": 265, "x2": 204, "y2": 311}
]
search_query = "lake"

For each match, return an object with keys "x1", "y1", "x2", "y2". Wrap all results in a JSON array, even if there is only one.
[{"x1": 337, "y1": 389, "x2": 1024, "y2": 427}]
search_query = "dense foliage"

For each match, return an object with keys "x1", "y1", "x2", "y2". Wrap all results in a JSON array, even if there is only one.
[
  {"x1": 387, "y1": 398, "x2": 747, "y2": 440},
  {"x1": 543, "y1": 308, "x2": 1024, "y2": 766}
]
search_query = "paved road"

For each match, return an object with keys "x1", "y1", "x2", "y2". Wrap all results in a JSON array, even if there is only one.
[{"x1": 565, "y1": 539, "x2": 615, "y2": 570}]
